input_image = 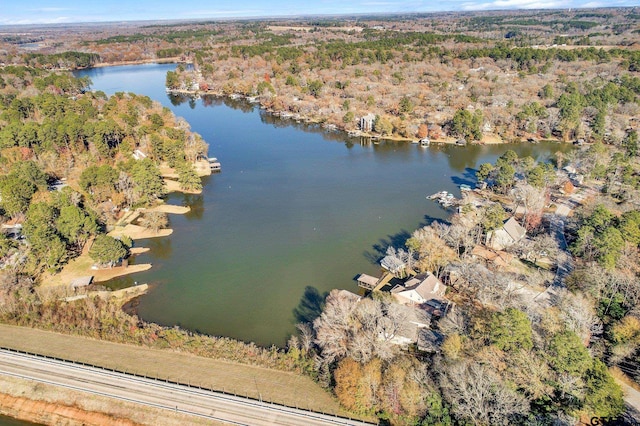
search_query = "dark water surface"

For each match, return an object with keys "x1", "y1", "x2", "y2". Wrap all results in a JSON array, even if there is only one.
[
  {"x1": 0, "y1": 415, "x2": 40, "y2": 426},
  {"x1": 75, "y1": 64, "x2": 570, "y2": 346}
]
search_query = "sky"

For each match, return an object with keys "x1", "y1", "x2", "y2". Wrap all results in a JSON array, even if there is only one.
[{"x1": 2, "y1": 0, "x2": 639, "y2": 25}]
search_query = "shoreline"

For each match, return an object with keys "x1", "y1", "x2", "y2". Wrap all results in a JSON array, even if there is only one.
[
  {"x1": 166, "y1": 88, "x2": 565, "y2": 146},
  {"x1": 86, "y1": 57, "x2": 187, "y2": 69},
  {"x1": 43, "y1": 201, "x2": 193, "y2": 290},
  {"x1": 43, "y1": 154, "x2": 209, "y2": 290},
  {"x1": 82, "y1": 61, "x2": 565, "y2": 147}
]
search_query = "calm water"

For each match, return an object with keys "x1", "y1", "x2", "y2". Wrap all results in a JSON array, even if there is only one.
[
  {"x1": 75, "y1": 64, "x2": 570, "y2": 346},
  {"x1": 0, "y1": 416, "x2": 39, "y2": 426}
]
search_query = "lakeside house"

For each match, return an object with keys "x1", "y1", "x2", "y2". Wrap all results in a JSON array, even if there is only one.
[
  {"x1": 390, "y1": 272, "x2": 447, "y2": 305},
  {"x1": 359, "y1": 113, "x2": 376, "y2": 132},
  {"x1": 356, "y1": 273, "x2": 379, "y2": 289},
  {"x1": 486, "y1": 217, "x2": 527, "y2": 250},
  {"x1": 383, "y1": 304, "x2": 431, "y2": 347},
  {"x1": 562, "y1": 165, "x2": 584, "y2": 186}
]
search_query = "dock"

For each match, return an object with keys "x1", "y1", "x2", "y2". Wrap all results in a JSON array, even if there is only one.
[
  {"x1": 427, "y1": 190, "x2": 457, "y2": 208},
  {"x1": 356, "y1": 272, "x2": 394, "y2": 292}
]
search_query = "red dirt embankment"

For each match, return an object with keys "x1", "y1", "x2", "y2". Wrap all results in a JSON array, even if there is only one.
[{"x1": 0, "y1": 392, "x2": 140, "y2": 425}]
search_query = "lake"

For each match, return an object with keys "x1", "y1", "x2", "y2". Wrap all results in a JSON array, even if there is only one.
[{"x1": 75, "y1": 64, "x2": 570, "y2": 347}]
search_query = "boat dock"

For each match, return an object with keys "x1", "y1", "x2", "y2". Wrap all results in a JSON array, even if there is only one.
[
  {"x1": 427, "y1": 190, "x2": 456, "y2": 207},
  {"x1": 356, "y1": 272, "x2": 394, "y2": 292}
]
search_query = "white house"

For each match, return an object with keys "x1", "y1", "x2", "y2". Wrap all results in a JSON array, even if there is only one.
[{"x1": 359, "y1": 113, "x2": 376, "y2": 132}]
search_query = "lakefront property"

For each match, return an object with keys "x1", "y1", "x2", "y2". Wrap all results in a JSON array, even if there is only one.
[{"x1": 0, "y1": 6, "x2": 639, "y2": 426}]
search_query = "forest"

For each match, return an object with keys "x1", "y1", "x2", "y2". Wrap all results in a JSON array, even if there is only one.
[
  {"x1": 0, "y1": 65, "x2": 207, "y2": 275},
  {"x1": 7, "y1": 8, "x2": 634, "y2": 145}
]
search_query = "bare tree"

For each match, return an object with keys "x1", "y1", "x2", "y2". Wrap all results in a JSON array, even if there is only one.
[
  {"x1": 117, "y1": 171, "x2": 136, "y2": 207},
  {"x1": 512, "y1": 182, "x2": 546, "y2": 231},
  {"x1": 554, "y1": 289, "x2": 602, "y2": 345},
  {"x1": 139, "y1": 211, "x2": 168, "y2": 233},
  {"x1": 296, "y1": 322, "x2": 315, "y2": 355},
  {"x1": 313, "y1": 290, "x2": 403, "y2": 364},
  {"x1": 439, "y1": 306, "x2": 469, "y2": 335},
  {"x1": 440, "y1": 361, "x2": 529, "y2": 426},
  {"x1": 313, "y1": 290, "x2": 359, "y2": 364}
]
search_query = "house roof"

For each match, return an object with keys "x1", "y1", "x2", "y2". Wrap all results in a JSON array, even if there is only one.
[
  {"x1": 502, "y1": 217, "x2": 526, "y2": 242},
  {"x1": 389, "y1": 304, "x2": 432, "y2": 344},
  {"x1": 392, "y1": 272, "x2": 446, "y2": 301},
  {"x1": 471, "y1": 245, "x2": 514, "y2": 267},
  {"x1": 357, "y1": 273, "x2": 379, "y2": 287},
  {"x1": 70, "y1": 276, "x2": 93, "y2": 288},
  {"x1": 380, "y1": 255, "x2": 405, "y2": 273}
]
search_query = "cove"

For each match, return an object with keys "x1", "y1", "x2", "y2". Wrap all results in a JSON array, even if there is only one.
[{"x1": 75, "y1": 64, "x2": 571, "y2": 347}]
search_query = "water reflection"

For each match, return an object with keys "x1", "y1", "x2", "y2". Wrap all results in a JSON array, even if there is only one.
[
  {"x1": 183, "y1": 193, "x2": 205, "y2": 220},
  {"x1": 146, "y1": 238, "x2": 173, "y2": 260},
  {"x1": 451, "y1": 168, "x2": 479, "y2": 187},
  {"x1": 292, "y1": 286, "x2": 328, "y2": 324}
]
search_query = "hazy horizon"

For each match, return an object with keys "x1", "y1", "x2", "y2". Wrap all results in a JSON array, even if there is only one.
[{"x1": 2, "y1": 0, "x2": 639, "y2": 26}]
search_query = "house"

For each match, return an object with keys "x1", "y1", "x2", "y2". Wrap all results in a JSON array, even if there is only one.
[
  {"x1": 391, "y1": 272, "x2": 447, "y2": 305},
  {"x1": 359, "y1": 113, "x2": 376, "y2": 132},
  {"x1": 569, "y1": 173, "x2": 585, "y2": 186},
  {"x1": 384, "y1": 304, "x2": 431, "y2": 347},
  {"x1": 356, "y1": 273, "x2": 379, "y2": 290},
  {"x1": 486, "y1": 217, "x2": 527, "y2": 250}
]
